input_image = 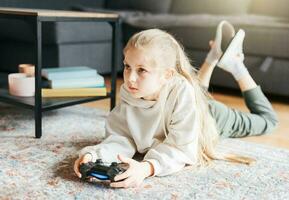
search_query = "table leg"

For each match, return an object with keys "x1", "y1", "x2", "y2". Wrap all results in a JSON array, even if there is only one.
[
  {"x1": 34, "y1": 19, "x2": 42, "y2": 138},
  {"x1": 110, "y1": 18, "x2": 121, "y2": 110}
]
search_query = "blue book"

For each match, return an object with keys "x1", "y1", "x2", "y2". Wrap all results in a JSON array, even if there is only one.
[
  {"x1": 42, "y1": 66, "x2": 97, "y2": 80},
  {"x1": 49, "y1": 74, "x2": 105, "y2": 89}
]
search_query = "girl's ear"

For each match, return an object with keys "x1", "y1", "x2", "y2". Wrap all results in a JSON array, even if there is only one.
[{"x1": 164, "y1": 68, "x2": 176, "y2": 80}]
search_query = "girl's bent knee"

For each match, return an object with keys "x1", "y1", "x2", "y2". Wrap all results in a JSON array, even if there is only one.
[{"x1": 263, "y1": 115, "x2": 279, "y2": 134}]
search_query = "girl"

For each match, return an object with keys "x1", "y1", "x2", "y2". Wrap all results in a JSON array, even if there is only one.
[{"x1": 74, "y1": 28, "x2": 278, "y2": 188}]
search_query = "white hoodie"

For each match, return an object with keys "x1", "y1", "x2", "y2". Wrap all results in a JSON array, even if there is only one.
[{"x1": 79, "y1": 75, "x2": 200, "y2": 176}]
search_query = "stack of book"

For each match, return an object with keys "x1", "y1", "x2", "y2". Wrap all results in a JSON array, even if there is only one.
[{"x1": 41, "y1": 66, "x2": 107, "y2": 97}]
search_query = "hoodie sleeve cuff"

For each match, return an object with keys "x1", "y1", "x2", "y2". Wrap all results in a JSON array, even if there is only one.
[{"x1": 242, "y1": 85, "x2": 263, "y2": 101}]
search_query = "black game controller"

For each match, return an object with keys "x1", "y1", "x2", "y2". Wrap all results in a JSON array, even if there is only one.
[{"x1": 80, "y1": 159, "x2": 127, "y2": 182}]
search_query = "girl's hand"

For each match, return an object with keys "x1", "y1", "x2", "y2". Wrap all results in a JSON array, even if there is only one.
[
  {"x1": 110, "y1": 154, "x2": 153, "y2": 188},
  {"x1": 74, "y1": 153, "x2": 93, "y2": 178}
]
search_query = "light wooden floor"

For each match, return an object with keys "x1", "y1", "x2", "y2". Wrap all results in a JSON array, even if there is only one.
[{"x1": 84, "y1": 77, "x2": 289, "y2": 150}]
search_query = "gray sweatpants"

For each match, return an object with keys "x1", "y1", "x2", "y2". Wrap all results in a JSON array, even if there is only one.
[{"x1": 208, "y1": 86, "x2": 278, "y2": 138}]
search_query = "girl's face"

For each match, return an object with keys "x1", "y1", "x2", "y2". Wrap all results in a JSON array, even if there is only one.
[{"x1": 123, "y1": 47, "x2": 168, "y2": 100}]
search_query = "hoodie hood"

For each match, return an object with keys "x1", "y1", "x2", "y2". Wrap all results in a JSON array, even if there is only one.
[
  {"x1": 120, "y1": 84, "x2": 157, "y2": 109},
  {"x1": 120, "y1": 75, "x2": 187, "y2": 109}
]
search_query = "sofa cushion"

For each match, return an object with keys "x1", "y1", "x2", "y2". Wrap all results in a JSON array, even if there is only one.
[
  {"x1": 106, "y1": 0, "x2": 172, "y2": 13},
  {"x1": 130, "y1": 0, "x2": 172, "y2": 14},
  {"x1": 0, "y1": 19, "x2": 112, "y2": 44},
  {"x1": 122, "y1": 13, "x2": 289, "y2": 59},
  {"x1": 250, "y1": 0, "x2": 289, "y2": 19},
  {"x1": 170, "y1": 0, "x2": 252, "y2": 15},
  {"x1": 237, "y1": 22, "x2": 289, "y2": 59}
]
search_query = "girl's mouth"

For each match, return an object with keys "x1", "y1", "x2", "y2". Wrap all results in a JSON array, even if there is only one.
[{"x1": 128, "y1": 86, "x2": 138, "y2": 92}]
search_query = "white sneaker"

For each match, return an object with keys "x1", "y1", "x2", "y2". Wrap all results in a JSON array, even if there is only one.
[
  {"x1": 214, "y1": 20, "x2": 236, "y2": 57},
  {"x1": 217, "y1": 29, "x2": 245, "y2": 69},
  {"x1": 205, "y1": 20, "x2": 236, "y2": 65}
]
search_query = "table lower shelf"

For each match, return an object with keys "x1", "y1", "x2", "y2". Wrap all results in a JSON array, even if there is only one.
[{"x1": 0, "y1": 88, "x2": 111, "y2": 112}]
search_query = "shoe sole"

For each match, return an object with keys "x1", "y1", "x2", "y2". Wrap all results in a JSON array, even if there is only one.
[{"x1": 218, "y1": 29, "x2": 245, "y2": 68}]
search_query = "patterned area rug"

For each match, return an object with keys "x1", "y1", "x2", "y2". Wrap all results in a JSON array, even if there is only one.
[{"x1": 0, "y1": 103, "x2": 289, "y2": 200}]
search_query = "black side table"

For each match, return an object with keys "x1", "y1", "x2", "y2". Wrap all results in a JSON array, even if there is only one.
[{"x1": 0, "y1": 8, "x2": 121, "y2": 138}]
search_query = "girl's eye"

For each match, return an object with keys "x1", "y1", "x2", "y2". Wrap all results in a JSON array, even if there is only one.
[
  {"x1": 124, "y1": 64, "x2": 130, "y2": 70},
  {"x1": 138, "y1": 68, "x2": 147, "y2": 73}
]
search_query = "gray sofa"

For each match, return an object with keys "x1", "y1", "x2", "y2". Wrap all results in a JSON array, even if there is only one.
[
  {"x1": 0, "y1": 0, "x2": 288, "y2": 97},
  {"x1": 99, "y1": 0, "x2": 289, "y2": 97}
]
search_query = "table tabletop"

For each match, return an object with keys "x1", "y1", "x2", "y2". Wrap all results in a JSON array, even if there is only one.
[{"x1": 0, "y1": 7, "x2": 119, "y2": 19}]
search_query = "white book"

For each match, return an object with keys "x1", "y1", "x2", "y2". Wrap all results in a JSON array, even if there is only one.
[
  {"x1": 42, "y1": 66, "x2": 97, "y2": 80},
  {"x1": 49, "y1": 74, "x2": 105, "y2": 89}
]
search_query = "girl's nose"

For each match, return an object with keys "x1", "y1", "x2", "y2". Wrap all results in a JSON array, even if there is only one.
[{"x1": 128, "y1": 71, "x2": 137, "y2": 82}]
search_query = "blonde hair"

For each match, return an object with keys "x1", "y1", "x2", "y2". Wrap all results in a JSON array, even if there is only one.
[{"x1": 124, "y1": 29, "x2": 254, "y2": 167}]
